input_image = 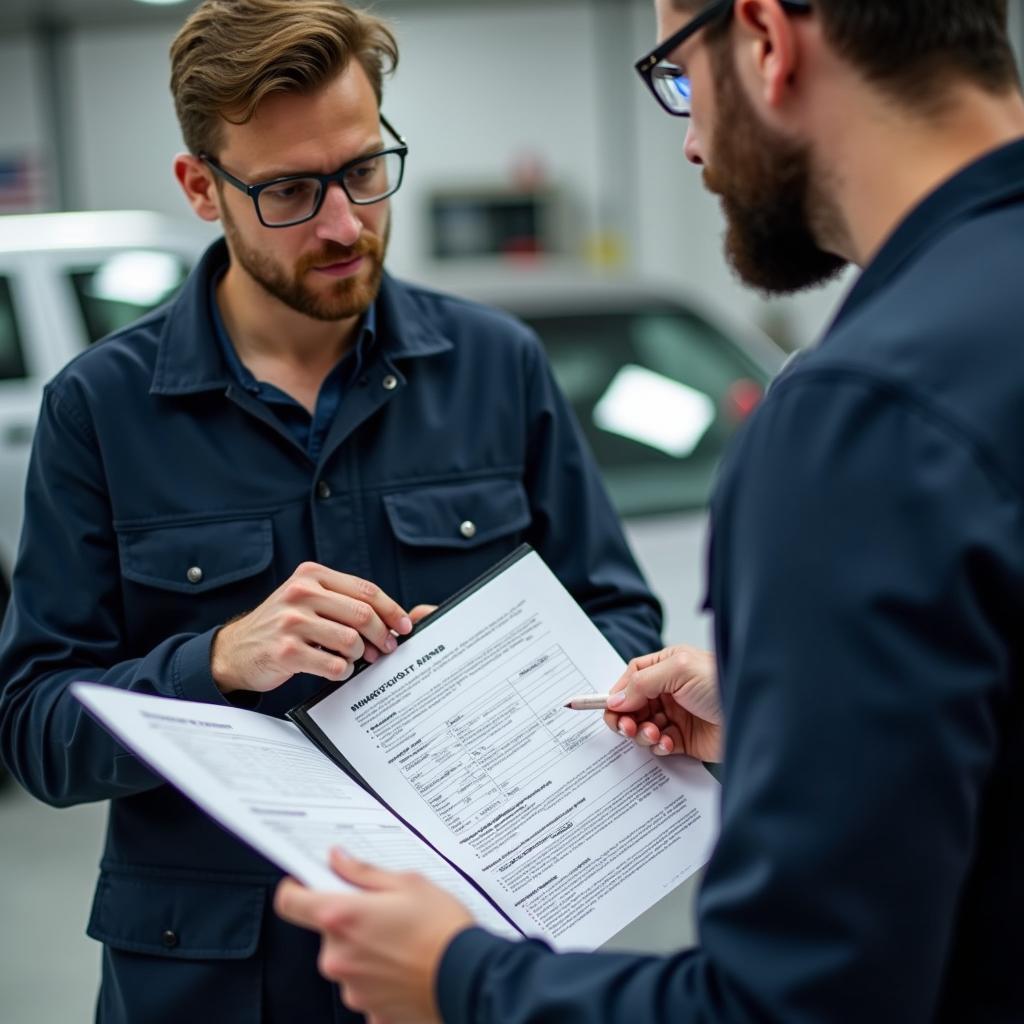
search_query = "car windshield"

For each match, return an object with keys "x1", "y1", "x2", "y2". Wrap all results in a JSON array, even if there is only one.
[
  {"x1": 69, "y1": 250, "x2": 192, "y2": 343},
  {"x1": 523, "y1": 306, "x2": 771, "y2": 517}
]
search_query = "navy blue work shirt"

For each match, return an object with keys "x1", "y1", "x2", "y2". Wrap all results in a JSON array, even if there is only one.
[
  {"x1": 0, "y1": 239, "x2": 662, "y2": 1024},
  {"x1": 434, "y1": 142, "x2": 1024, "y2": 1023}
]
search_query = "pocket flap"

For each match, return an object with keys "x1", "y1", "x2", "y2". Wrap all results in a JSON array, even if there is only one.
[
  {"x1": 118, "y1": 518, "x2": 273, "y2": 594},
  {"x1": 383, "y1": 478, "x2": 530, "y2": 549},
  {"x1": 87, "y1": 872, "x2": 264, "y2": 960}
]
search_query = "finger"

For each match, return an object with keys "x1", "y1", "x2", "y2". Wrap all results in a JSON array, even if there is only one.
[
  {"x1": 275, "y1": 878, "x2": 327, "y2": 930},
  {"x1": 633, "y1": 720, "x2": 662, "y2": 748},
  {"x1": 653, "y1": 724, "x2": 683, "y2": 756},
  {"x1": 302, "y1": 615, "x2": 367, "y2": 662},
  {"x1": 288, "y1": 644, "x2": 352, "y2": 684},
  {"x1": 308, "y1": 594, "x2": 398, "y2": 656},
  {"x1": 314, "y1": 568, "x2": 413, "y2": 636},
  {"x1": 408, "y1": 604, "x2": 437, "y2": 625},
  {"x1": 330, "y1": 848, "x2": 403, "y2": 892},
  {"x1": 615, "y1": 715, "x2": 639, "y2": 739}
]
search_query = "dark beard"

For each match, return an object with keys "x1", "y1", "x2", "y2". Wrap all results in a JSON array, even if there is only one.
[
  {"x1": 703, "y1": 43, "x2": 847, "y2": 295},
  {"x1": 221, "y1": 203, "x2": 388, "y2": 321}
]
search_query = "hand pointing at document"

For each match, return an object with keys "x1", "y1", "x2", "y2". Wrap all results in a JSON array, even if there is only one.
[{"x1": 603, "y1": 645, "x2": 723, "y2": 763}]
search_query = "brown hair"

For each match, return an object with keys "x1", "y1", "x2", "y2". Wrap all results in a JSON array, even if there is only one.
[
  {"x1": 676, "y1": 0, "x2": 1019, "y2": 105},
  {"x1": 170, "y1": 0, "x2": 399, "y2": 156}
]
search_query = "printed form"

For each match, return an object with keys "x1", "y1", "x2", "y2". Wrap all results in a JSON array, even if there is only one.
[
  {"x1": 71, "y1": 682, "x2": 518, "y2": 938},
  {"x1": 302, "y1": 548, "x2": 720, "y2": 950}
]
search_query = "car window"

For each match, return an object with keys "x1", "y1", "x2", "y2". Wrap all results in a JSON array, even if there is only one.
[
  {"x1": 68, "y1": 250, "x2": 191, "y2": 343},
  {"x1": 524, "y1": 307, "x2": 769, "y2": 518},
  {"x1": 0, "y1": 276, "x2": 27, "y2": 381}
]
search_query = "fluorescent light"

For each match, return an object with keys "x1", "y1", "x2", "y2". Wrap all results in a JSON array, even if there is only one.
[
  {"x1": 133, "y1": 0, "x2": 189, "y2": 6},
  {"x1": 593, "y1": 364, "x2": 715, "y2": 458}
]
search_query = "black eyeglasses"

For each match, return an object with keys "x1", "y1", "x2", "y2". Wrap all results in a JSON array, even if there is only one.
[
  {"x1": 635, "y1": 0, "x2": 812, "y2": 117},
  {"x1": 201, "y1": 115, "x2": 408, "y2": 228}
]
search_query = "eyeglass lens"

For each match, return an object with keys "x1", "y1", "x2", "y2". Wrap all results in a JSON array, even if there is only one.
[
  {"x1": 257, "y1": 150, "x2": 404, "y2": 226},
  {"x1": 652, "y1": 66, "x2": 692, "y2": 115}
]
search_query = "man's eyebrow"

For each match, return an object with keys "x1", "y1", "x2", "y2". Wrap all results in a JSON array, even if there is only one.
[{"x1": 249, "y1": 140, "x2": 386, "y2": 182}]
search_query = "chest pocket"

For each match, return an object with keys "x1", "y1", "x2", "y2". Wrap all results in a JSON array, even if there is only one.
[
  {"x1": 383, "y1": 477, "x2": 531, "y2": 606},
  {"x1": 116, "y1": 518, "x2": 275, "y2": 645}
]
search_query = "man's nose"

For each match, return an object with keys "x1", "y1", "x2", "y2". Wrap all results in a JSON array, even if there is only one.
[
  {"x1": 684, "y1": 123, "x2": 704, "y2": 167},
  {"x1": 314, "y1": 181, "x2": 362, "y2": 246}
]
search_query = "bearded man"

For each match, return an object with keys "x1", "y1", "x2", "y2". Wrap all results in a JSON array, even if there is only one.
[
  {"x1": 0, "y1": 2, "x2": 664, "y2": 1021},
  {"x1": 276, "y1": 2, "x2": 1024, "y2": 1022}
]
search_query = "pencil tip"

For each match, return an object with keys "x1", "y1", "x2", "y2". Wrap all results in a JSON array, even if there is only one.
[{"x1": 562, "y1": 702, "x2": 571, "y2": 709}]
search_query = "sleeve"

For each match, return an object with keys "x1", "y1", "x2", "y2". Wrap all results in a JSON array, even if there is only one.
[
  {"x1": 0, "y1": 383, "x2": 233, "y2": 807},
  {"x1": 435, "y1": 371, "x2": 1020, "y2": 1024},
  {"x1": 519, "y1": 337, "x2": 664, "y2": 660}
]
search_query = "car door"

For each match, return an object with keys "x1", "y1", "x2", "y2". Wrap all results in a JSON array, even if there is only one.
[{"x1": 0, "y1": 252, "x2": 61, "y2": 603}]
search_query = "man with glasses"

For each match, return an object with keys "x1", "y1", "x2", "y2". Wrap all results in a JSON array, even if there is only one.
[
  {"x1": 0, "y1": 1, "x2": 663, "y2": 1021},
  {"x1": 276, "y1": 1, "x2": 1024, "y2": 1022}
]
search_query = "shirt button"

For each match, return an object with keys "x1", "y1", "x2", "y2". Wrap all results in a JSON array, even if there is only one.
[
  {"x1": 186, "y1": 566, "x2": 203, "y2": 585},
  {"x1": 316, "y1": 480, "x2": 332, "y2": 500},
  {"x1": 459, "y1": 520, "x2": 477, "y2": 539},
  {"x1": 161, "y1": 929, "x2": 179, "y2": 949},
  {"x1": 382, "y1": 374, "x2": 398, "y2": 391}
]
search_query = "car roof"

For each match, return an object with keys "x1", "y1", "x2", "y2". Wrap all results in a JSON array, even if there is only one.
[
  {"x1": 410, "y1": 259, "x2": 788, "y2": 376},
  {"x1": 0, "y1": 210, "x2": 214, "y2": 254}
]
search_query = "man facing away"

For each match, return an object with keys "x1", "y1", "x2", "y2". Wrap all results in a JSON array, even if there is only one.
[
  {"x1": 0, "y1": 1, "x2": 663, "y2": 1021},
  {"x1": 276, "y1": 1, "x2": 1024, "y2": 1021}
]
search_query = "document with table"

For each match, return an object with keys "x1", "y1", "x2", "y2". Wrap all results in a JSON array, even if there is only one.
[{"x1": 75, "y1": 545, "x2": 719, "y2": 952}]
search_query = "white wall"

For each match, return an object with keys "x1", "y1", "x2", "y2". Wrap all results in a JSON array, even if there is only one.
[
  {"x1": 3, "y1": 0, "x2": 1024, "y2": 347},
  {"x1": 0, "y1": 33, "x2": 52, "y2": 209}
]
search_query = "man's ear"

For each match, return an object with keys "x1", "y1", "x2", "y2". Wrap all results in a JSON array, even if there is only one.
[
  {"x1": 733, "y1": 0, "x2": 801, "y2": 110},
  {"x1": 173, "y1": 154, "x2": 222, "y2": 223}
]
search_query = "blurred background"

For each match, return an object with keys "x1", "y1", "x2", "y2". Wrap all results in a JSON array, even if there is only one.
[{"x1": 2, "y1": 1, "x2": 1023, "y2": 1020}]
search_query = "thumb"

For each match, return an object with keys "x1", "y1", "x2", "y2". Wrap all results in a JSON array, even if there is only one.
[
  {"x1": 330, "y1": 848, "x2": 395, "y2": 891},
  {"x1": 606, "y1": 665, "x2": 653, "y2": 713}
]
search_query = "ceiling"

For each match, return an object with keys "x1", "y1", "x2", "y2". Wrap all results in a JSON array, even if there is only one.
[{"x1": 0, "y1": 0, "x2": 580, "y2": 33}]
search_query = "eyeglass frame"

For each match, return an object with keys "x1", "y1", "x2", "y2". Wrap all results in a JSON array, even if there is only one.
[
  {"x1": 199, "y1": 114, "x2": 409, "y2": 228},
  {"x1": 635, "y1": 0, "x2": 812, "y2": 118}
]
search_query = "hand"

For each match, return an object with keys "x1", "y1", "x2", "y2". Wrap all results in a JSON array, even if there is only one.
[
  {"x1": 211, "y1": 563, "x2": 413, "y2": 694},
  {"x1": 408, "y1": 604, "x2": 437, "y2": 626},
  {"x1": 274, "y1": 849, "x2": 474, "y2": 1024},
  {"x1": 603, "y1": 645, "x2": 723, "y2": 762}
]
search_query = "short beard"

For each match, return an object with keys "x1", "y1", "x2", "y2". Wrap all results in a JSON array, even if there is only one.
[
  {"x1": 221, "y1": 200, "x2": 389, "y2": 321},
  {"x1": 703, "y1": 42, "x2": 847, "y2": 295}
]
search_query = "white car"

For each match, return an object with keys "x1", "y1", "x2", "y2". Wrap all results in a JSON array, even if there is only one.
[
  {"x1": 0, "y1": 212, "x2": 786, "y2": 648},
  {"x1": 0, "y1": 211, "x2": 210, "y2": 612},
  {"x1": 414, "y1": 263, "x2": 788, "y2": 646}
]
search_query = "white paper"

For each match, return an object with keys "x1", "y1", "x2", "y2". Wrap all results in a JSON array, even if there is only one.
[
  {"x1": 304, "y1": 549, "x2": 720, "y2": 951},
  {"x1": 71, "y1": 683, "x2": 519, "y2": 938}
]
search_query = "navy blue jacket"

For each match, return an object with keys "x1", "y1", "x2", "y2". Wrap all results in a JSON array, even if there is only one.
[
  {"x1": 0, "y1": 240, "x2": 662, "y2": 1023},
  {"x1": 435, "y1": 142, "x2": 1024, "y2": 1023}
]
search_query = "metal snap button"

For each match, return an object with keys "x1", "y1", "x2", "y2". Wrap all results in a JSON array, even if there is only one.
[
  {"x1": 382, "y1": 374, "x2": 398, "y2": 391},
  {"x1": 161, "y1": 929, "x2": 179, "y2": 949},
  {"x1": 186, "y1": 566, "x2": 203, "y2": 585},
  {"x1": 316, "y1": 480, "x2": 332, "y2": 500},
  {"x1": 459, "y1": 520, "x2": 477, "y2": 539}
]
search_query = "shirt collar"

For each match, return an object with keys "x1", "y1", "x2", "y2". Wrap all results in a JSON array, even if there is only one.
[{"x1": 827, "y1": 137, "x2": 1024, "y2": 336}]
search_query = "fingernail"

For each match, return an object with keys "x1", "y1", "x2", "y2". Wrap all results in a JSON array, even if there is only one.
[
  {"x1": 618, "y1": 722, "x2": 628, "y2": 736},
  {"x1": 607, "y1": 692, "x2": 625, "y2": 708},
  {"x1": 385, "y1": 635, "x2": 398, "y2": 653},
  {"x1": 655, "y1": 741, "x2": 670, "y2": 755},
  {"x1": 398, "y1": 616, "x2": 413, "y2": 634}
]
